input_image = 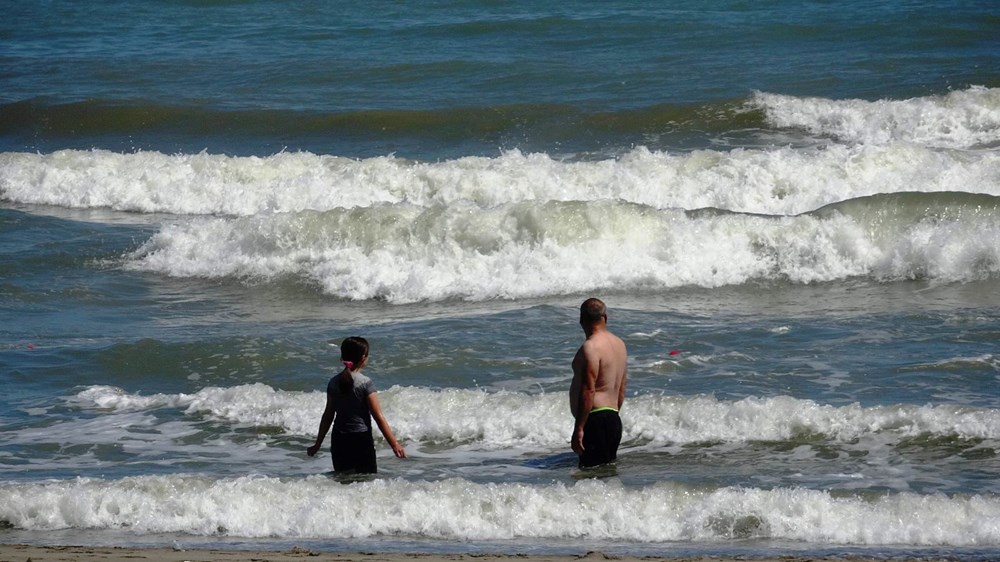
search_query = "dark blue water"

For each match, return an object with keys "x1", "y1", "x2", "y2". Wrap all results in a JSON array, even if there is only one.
[{"x1": 3, "y1": 1, "x2": 997, "y2": 158}]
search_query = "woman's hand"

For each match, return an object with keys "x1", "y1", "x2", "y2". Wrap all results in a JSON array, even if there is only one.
[{"x1": 390, "y1": 441, "x2": 407, "y2": 459}]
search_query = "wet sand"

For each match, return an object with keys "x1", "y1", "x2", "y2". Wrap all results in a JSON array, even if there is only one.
[{"x1": 0, "y1": 544, "x2": 952, "y2": 562}]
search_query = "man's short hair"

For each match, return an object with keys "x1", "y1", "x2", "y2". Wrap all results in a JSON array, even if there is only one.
[{"x1": 580, "y1": 297, "x2": 607, "y2": 325}]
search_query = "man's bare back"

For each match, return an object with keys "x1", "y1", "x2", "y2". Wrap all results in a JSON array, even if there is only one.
[
  {"x1": 569, "y1": 298, "x2": 628, "y2": 466},
  {"x1": 569, "y1": 331, "x2": 628, "y2": 418}
]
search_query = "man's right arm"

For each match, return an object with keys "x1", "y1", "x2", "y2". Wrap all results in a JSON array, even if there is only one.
[{"x1": 617, "y1": 360, "x2": 628, "y2": 410}]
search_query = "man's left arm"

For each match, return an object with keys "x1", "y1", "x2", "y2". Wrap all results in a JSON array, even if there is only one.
[{"x1": 572, "y1": 346, "x2": 599, "y2": 454}]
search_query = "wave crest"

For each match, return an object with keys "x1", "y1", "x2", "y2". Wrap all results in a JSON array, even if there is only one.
[
  {"x1": 752, "y1": 86, "x2": 1000, "y2": 148},
  {"x1": 2, "y1": 474, "x2": 998, "y2": 545}
]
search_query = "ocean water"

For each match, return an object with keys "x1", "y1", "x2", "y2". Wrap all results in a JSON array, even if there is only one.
[{"x1": 3, "y1": 1, "x2": 1000, "y2": 559}]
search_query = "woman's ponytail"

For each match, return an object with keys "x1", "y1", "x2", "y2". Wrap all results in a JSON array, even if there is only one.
[{"x1": 338, "y1": 336, "x2": 369, "y2": 392}]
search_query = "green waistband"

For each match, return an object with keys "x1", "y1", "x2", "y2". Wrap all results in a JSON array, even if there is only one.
[{"x1": 590, "y1": 406, "x2": 619, "y2": 414}]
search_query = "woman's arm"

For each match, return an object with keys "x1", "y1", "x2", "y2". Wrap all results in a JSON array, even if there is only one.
[
  {"x1": 307, "y1": 391, "x2": 336, "y2": 457},
  {"x1": 368, "y1": 392, "x2": 406, "y2": 458}
]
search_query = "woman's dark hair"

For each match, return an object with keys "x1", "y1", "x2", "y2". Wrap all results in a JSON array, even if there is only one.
[{"x1": 339, "y1": 336, "x2": 369, "y2": 392}]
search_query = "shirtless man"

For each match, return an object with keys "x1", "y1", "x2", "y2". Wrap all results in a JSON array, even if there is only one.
[{"x1": 569, "y1": 297, "x2": 628, "y2": 468}]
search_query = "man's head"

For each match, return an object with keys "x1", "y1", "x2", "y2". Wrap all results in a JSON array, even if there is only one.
[{"x1": 579, "y1": 297, "x2": 607, "y2": 329}]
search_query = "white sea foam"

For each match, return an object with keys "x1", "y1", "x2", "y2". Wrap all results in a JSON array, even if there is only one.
[
  {"x1": 122, "y1": 196, "x2": 1000, "y2": 302},
  {"x1": 2, "y1": 134, "x2": 999, "y2": 218},
  {"x1": 64, "y1": 384, "x2": 1000, "y2": 449},
  {"x1": 752, "y1": 86, "x2": 1000, "y2": 148},
  {"x1": 5, "y1": 89, "x2": 999, "y2": 303},
  {"x1": 0, "y1": 474, "x2": 998, "y2": 545}
]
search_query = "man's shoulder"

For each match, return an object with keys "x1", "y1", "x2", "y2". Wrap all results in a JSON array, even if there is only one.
[
  {"x1": 590, "y1": 330, "x2": 624, "y2": 346},
  {"x1": 603, "y1": 329, "x2": 627, "y2": 349}
]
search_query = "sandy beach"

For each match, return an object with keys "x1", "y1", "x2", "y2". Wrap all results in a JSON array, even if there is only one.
[{"x1": 0, "y1": 545, "x2": 957, "y2": 562}]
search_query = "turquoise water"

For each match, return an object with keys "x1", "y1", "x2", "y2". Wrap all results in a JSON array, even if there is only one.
[{"x1": 3, "y1": 1, "x2": 1000, "y2": 559}]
